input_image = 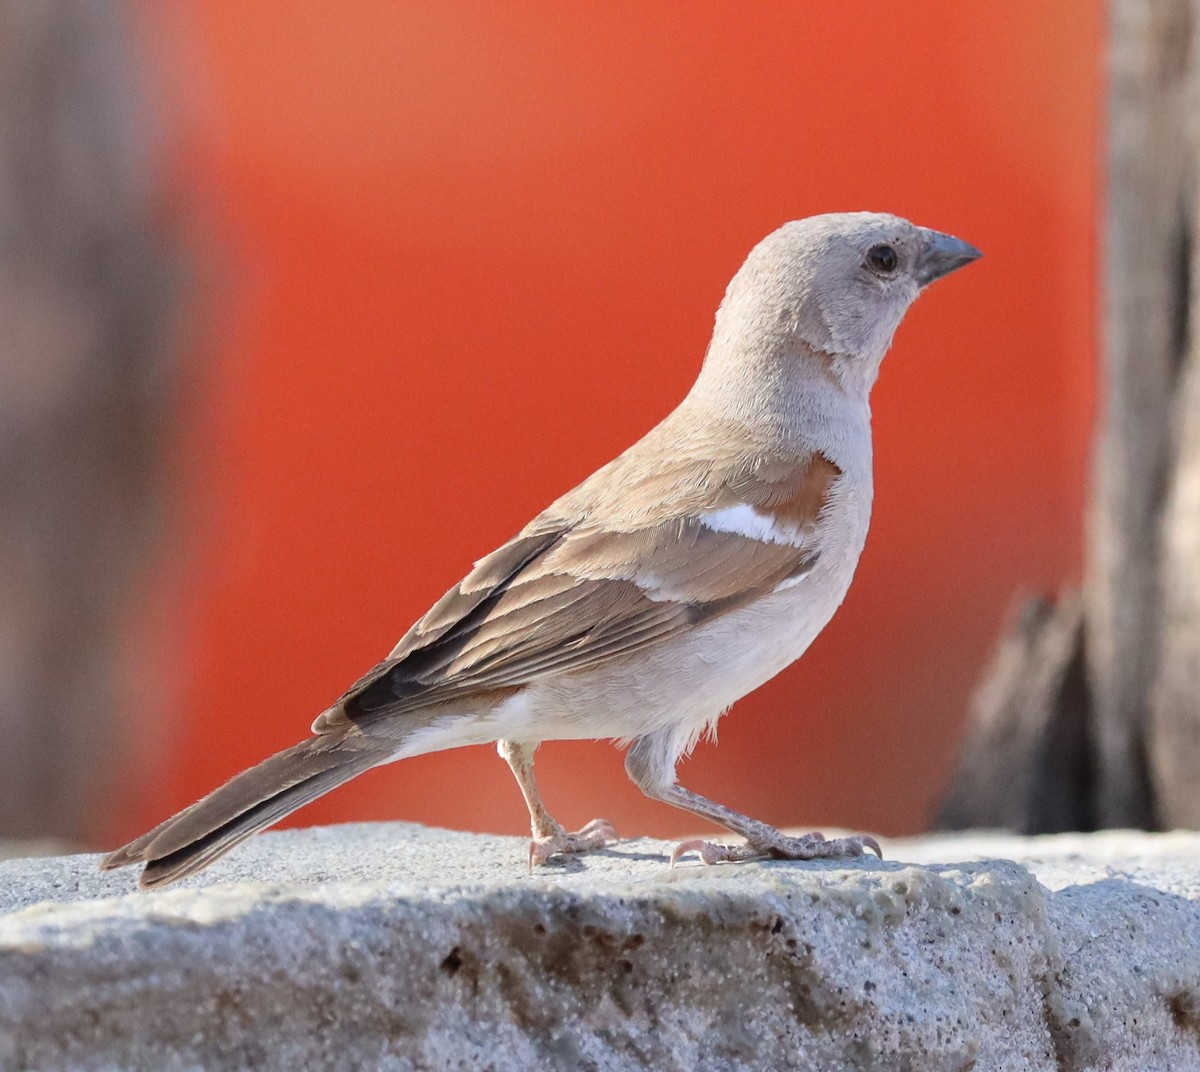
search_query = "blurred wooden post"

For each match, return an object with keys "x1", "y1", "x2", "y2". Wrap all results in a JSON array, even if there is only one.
[
  {"x1": 0, "y1": 3, "x2": 180, "y2": 840},
  {"x1": 941, "y1": 0, "x2": 1200, "y2": 832}
]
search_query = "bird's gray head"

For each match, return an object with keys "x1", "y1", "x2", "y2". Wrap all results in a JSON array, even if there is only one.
[{"x1": 707, "y1": 212, "x2": 980, "y2": 398}]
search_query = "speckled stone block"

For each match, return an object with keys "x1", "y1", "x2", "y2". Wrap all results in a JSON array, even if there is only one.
[{"x1": 1, "y1": 825, "x2": 1199, "y2": 1071}]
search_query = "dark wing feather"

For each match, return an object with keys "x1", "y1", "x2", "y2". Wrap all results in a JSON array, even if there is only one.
[{"x1": 314, "y1": 447, "x2": 834, "y2": 732}]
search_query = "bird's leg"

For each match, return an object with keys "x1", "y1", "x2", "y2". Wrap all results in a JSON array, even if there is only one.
[
  {"x1": 624, "y1": 733, "x2": 881, "y2": 866},
  {"x1": 497, "y1": 739, "x2": 618, "y2": 867}
]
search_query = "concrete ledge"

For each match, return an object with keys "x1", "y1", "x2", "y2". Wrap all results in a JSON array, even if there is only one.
[{"x1": 2, "y1": 825, "x2": 1199, "y2": 1071}]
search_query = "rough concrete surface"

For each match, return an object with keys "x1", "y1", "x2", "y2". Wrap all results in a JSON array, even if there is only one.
[{"x1": 2, "y1": 824, "x2": 1199, "y2": 1072}]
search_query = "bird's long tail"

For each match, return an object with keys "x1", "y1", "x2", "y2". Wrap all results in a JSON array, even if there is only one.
[{"x1": 100, "y1": 732, "x2": 390, "y2": 888}]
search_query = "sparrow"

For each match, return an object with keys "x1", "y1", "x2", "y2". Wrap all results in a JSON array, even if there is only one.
[{"x1": 102, "y1": 212, "x2": 980, "y2": 888}]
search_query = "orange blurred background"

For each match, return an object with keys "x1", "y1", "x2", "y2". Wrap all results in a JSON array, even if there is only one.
[{"x1": 107, "y1": 2, "x2": 1101, "y2": 848}]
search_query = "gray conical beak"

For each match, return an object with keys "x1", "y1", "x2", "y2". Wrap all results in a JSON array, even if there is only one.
[{"x1": 915, "y1": 229, "x2": 982, "y2": 286}]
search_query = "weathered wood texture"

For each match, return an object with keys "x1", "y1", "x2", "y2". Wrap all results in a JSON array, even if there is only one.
[
  {"x1": 0, "y1": 3, "x2": 181, "y2": 838},
  {"x1": 942, "y1": 0, "x2": 1200, "y2": 831},
  {"x1": 1144, "y1": 1, "x2": 1200, "y2": 829},
  {"x1": 940, "y1": 597, "x2": 1092, "y2": 834}
]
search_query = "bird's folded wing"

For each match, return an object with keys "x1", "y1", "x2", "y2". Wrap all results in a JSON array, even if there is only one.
[{"x1": 315, "y1": 448, "x2": 839, "y2": 731}]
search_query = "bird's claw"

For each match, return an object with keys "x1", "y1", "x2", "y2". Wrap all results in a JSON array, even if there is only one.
[
  {"x1": 671, "y1": 830, "x2": 882, "y2": 867},
  {"x1": 670, "y1": 838, "x2": 752, "y2": 866},
  {"x1": 528, "y1": 817, "x2": 619, "y2": 870},
  {"x1": 854, "y1": 834, "x2": 884, "y2": 859}
]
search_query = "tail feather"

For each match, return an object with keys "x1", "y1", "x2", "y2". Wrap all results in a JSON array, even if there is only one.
[{"x1": 101, "y1": 734, "x2": 387, "y2": 888}]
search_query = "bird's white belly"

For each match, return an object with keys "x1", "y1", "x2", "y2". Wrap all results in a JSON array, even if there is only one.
[
  {"x1": 541, "y1": 561, "x2": 856, "y2": 741},
  {"x1": 389, "y1": 563, "x2": 856, "y2": 764}
]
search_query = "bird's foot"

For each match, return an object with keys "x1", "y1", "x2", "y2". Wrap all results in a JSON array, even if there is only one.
[
  {"x1": 671, "y1": 829, "x2": 882, "y2": 867},
  {"x1": 528, "y1": 817, "x2": 619, "y2": 868}
]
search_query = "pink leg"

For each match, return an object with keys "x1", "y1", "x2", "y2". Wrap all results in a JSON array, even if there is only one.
[
  {"x1": 624, "y1": 735, "x2": 881, "y2": 867},
  {"x1": 498, "y1": 740, "x2": 618, "y2": 867}
]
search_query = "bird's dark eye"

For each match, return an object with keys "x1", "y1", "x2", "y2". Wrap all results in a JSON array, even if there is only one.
[{"x1": 865, "y1": 244, "x2": 898, "y2": 275}]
